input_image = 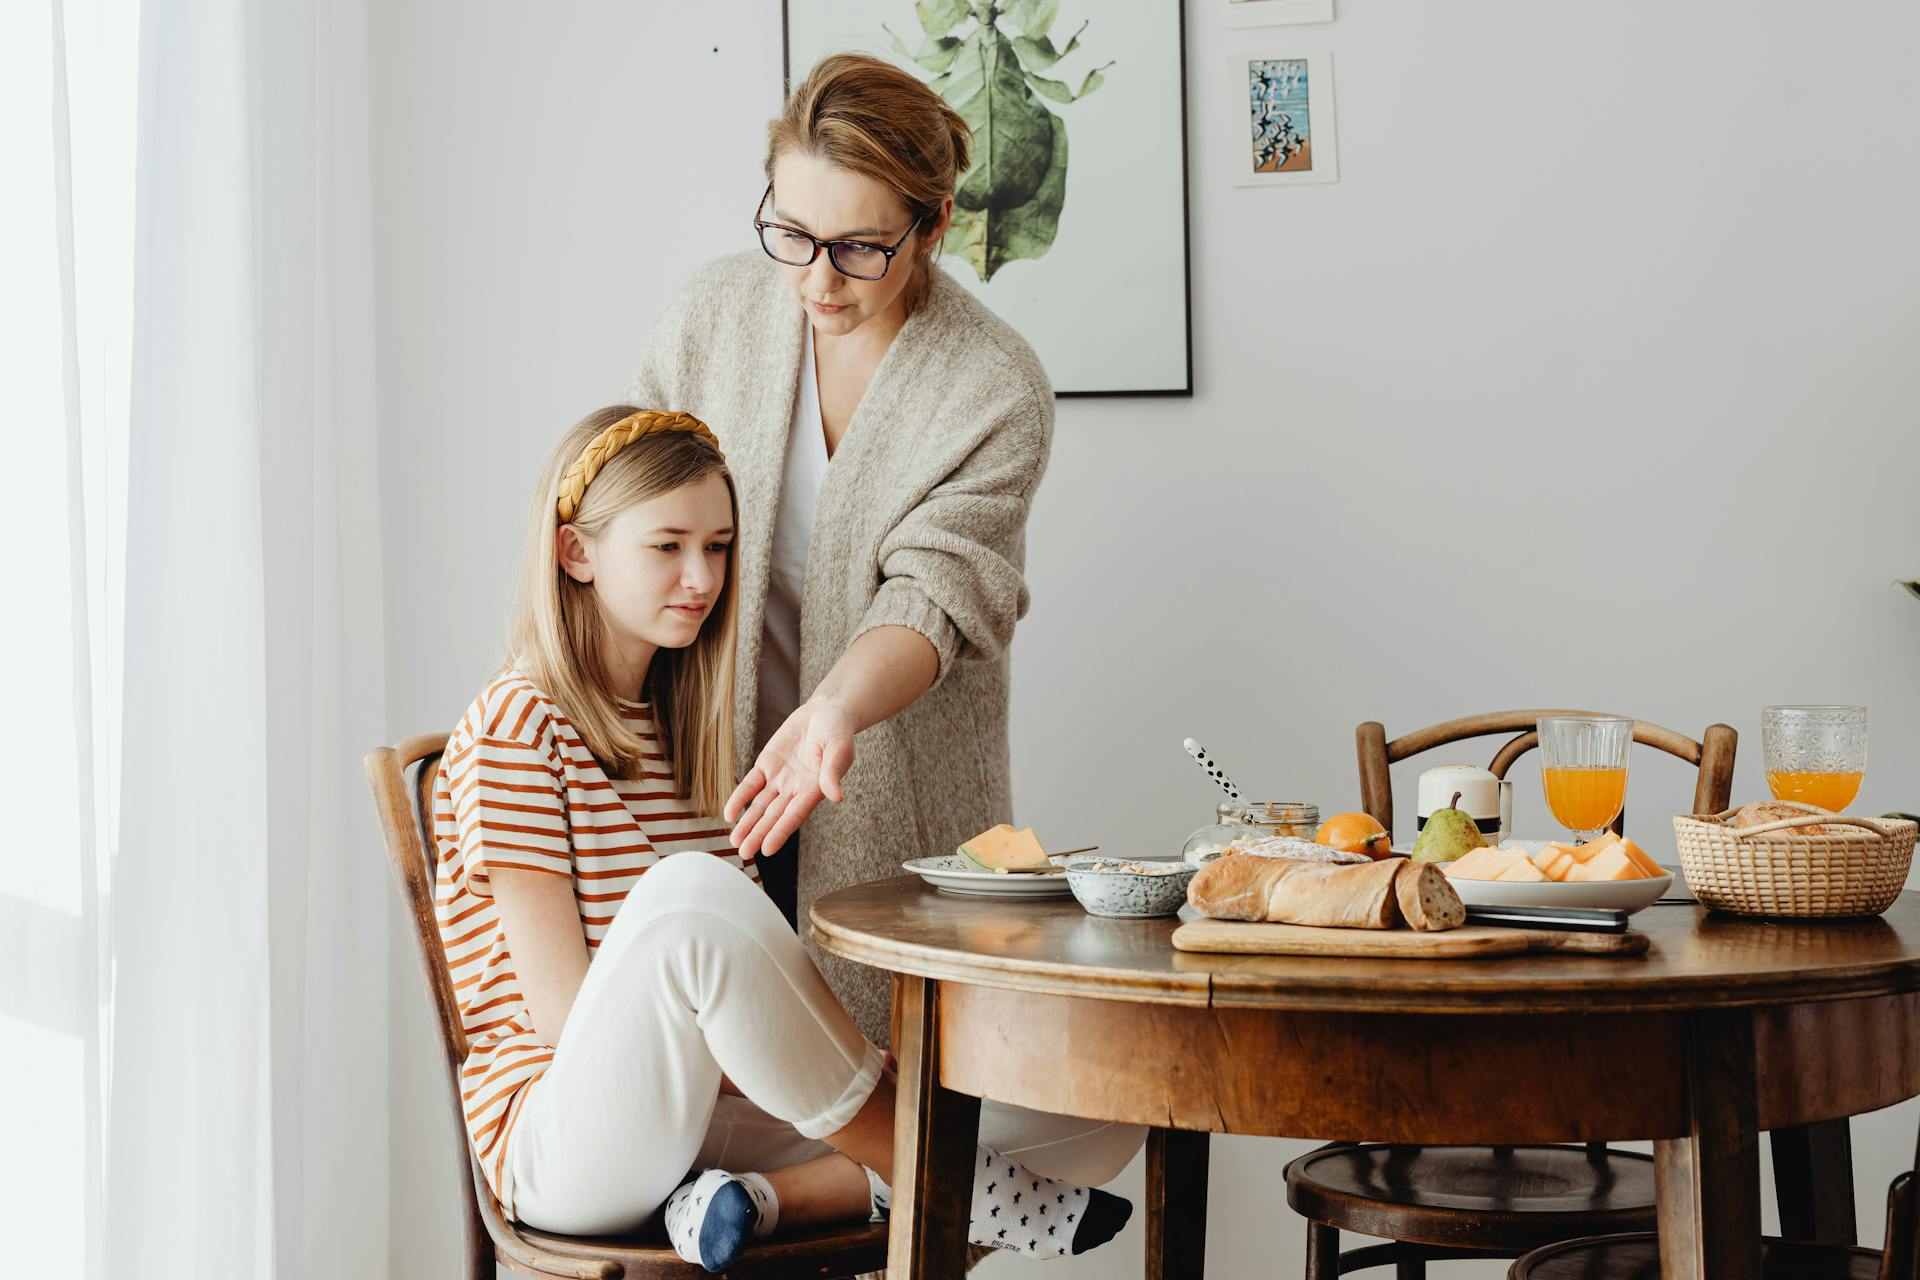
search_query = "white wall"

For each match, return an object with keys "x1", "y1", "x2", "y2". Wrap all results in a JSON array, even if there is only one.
[{"x1": 367, "y1": 2, "x2": 1920, "y2": 1276}]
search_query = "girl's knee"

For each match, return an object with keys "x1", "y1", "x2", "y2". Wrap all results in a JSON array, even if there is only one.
[{"x1": 647, "y1": 850, "x2": 762, "y2": 901}]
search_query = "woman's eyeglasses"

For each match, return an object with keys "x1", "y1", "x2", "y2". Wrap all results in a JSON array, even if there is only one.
[{"x1": 752, "y1": 184, "x2": 925, "y2": 282}]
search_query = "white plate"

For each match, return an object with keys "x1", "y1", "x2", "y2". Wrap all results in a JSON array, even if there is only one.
[
  {"x1": 1443, "y1": 867, "x2": 1666, "y2": 917},
  {"x1": 1396, "y1": 840, "x2": 1679, "y2": 913},
  {"x1": 1446, "y1": 870, "x2": 1674, "y2": 915},
  {"x1": 901, "y1": 855, "x2": 1076, "y2": 898}
]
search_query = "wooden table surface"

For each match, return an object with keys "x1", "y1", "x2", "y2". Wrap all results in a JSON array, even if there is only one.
[
  {"x1": 813, "y1": 879, "x2": 1920, "y2": 1280},
  {"x1": 813, "y1": 876, "x2": 1920, "y2": 1012}
]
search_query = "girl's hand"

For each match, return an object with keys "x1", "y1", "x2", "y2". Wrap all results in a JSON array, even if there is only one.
[{"x1": 726, "y1": 696, "x2": 856, "y2": 861}]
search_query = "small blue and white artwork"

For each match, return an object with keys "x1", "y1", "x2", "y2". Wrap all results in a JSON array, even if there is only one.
[
  {"x1": 1248, "y1": 58, "x2": 1312, "y2": 173},
  {"x1": 1230, "y1": 52, "x2": 1338, "y2": 186}
]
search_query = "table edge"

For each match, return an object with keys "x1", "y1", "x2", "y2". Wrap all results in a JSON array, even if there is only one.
[{"x1": 812, "y1": 900, "x2": 1920, "y2": 1014}]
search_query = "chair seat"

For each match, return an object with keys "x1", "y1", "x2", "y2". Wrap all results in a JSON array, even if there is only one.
[
  {"x1": 506, "y1": 1216, "x2": 890, "y2": 1279},
  {"x1": 1511, "y1": 1231, "x2": 1884, "y2": 1279},
  {"x1": 1285, "y1": 1143, "x2": 1658, "y2": 1252}
]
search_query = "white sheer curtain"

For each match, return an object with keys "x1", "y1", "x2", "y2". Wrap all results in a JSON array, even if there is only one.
[{"x1": 4, "y1": 1, "x2": 389, "y2": 1276}]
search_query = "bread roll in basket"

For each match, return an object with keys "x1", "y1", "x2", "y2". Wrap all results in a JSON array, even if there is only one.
[{"x1": 1673, "y1": 805, "x2": 1917, "y2": 918}]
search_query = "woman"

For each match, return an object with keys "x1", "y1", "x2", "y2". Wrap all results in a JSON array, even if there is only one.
[{"x1": 625, "y1": 52, "x2": 1054, "y2": 1044}]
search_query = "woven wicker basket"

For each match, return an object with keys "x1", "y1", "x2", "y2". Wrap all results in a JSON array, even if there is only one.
[{"x1": 1673, "y1": 806, "x2": 1917, "y2": 918}]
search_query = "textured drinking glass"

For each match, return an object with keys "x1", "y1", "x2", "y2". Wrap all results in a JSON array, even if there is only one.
[
  {"x1": 1537, "y1": 715, "x2": 1632, "y2": 843},
  {"x1": 1763, "y1": 706, "x2": 1867, "y2": 811}
]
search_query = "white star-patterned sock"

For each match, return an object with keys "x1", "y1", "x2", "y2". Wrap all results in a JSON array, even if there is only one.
[{"x1": 967, "y1": 1144, "x2": 1132, "y2": 1259}]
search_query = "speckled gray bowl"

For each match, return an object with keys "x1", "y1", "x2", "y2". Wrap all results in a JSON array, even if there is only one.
[{"x1": 1064, "y1": 857, "x2": 1197, "y2": 918}]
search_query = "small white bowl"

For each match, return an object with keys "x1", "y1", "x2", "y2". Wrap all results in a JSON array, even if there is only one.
[{"x1": 1064, "y1": 857, "x2": 1196, "y2": 918}]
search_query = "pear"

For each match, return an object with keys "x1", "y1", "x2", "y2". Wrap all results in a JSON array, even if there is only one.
[{"x1": 1411, "y1": 791, "x2": 1487, "y2": 863}]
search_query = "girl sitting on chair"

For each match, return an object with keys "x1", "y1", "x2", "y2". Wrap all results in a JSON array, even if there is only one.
[{"x1": 431, "y1": 408, "x2": 1138, "y2": 1271}]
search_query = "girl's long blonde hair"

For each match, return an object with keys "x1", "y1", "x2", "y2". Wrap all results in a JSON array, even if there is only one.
[{"x1": 506, "y1": 405, "x2": 738, "y2": 816}]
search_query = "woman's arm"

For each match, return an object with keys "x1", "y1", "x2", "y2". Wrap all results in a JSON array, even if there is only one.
[
  {"x1": 726, "y1": 626, "x2": 937, "y2": 857},
  {"x1": 726, "y1": 401, "x2": 1050, "y2": 859},
  {"x1": 489, "y1": 867, "x2": 591, "y2": 1047}
]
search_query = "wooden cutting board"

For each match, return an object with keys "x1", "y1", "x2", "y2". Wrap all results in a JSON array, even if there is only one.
[{"x1": 1171, "y1": 918, "x2": 1648, "y2": 959}]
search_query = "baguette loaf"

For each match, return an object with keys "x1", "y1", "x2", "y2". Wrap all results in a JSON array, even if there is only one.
[
  {"x1": 1392, "y1": 860, "x2": 1466, "y2": 931},
  {"x1": 1186, "y1": 854, "x2": 1404, "y2": 929},
  {"x1": 1187, "y1": 854, "x2": 1465, "y2": 932}
]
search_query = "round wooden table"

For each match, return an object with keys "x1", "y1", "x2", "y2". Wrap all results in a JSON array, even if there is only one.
[{"x1": 811, "y1": 878, "x2": 1920, "y2": 1280}]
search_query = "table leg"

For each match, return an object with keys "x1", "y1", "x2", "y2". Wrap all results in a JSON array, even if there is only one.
[
  {"x1": 1772, "y1": 1119, "x2": 1856, "y2": 1245},
  {"x1": 889, "y1": 975, "x2": 981, "y2": 1280},
  {"x1": 1654, "y1": 1008, "x2": 1762, "y2": 1280},
  {"x1": 1145, "y1": 1127, "x2": 1208, "y2": 1280}
]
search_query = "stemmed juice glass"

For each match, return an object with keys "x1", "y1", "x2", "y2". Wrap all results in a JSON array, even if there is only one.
[
  {"x1": 1762, "y1": 705, "x2": 1867, "y2": 811},
  {"x1": 1537, "y1": 715, "x2": 1632, "y2": 843}
]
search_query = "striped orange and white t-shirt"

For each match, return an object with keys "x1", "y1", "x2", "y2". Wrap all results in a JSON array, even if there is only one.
[{"x1": 431, "y1": 670, "x2": 758, "y2": 1217}]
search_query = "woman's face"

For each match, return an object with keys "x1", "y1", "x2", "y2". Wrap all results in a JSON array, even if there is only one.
[
  {"x1": 558, "y1": 473, "x2": 734, "y2": 657},
  {"x1": 765, "y1": 150, "x2": 950, "y2": 338}
]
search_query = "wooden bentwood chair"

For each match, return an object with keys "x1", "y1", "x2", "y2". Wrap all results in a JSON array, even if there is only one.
[
  {"x1": 365, "y1": 733, "x2": 889, "y2": 1280},
  {"x1": 1285, "y1": 710, "x2": 1750, "y2": 1278},
  {"x1": 1510, "y1": 1129, "x2": 1920, "y2": 1279}
]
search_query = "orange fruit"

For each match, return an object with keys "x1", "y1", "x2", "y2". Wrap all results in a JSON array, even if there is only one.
[{"x1": 1316, "y1": 812, "x2": 1393, "y2": 860}]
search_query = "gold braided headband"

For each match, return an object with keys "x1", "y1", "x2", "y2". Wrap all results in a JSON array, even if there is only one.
[{"x1": 555, "y1": 410, "x2": 723, "y2": 523}]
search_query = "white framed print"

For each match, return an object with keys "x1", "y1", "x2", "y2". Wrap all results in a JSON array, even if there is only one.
[
  {"x1": 1229, "y1": 52, "x2": 1338, "y2": 187},
  {"x1": 1224, "y1": 0, "x2": 1333, "y2": 29}
]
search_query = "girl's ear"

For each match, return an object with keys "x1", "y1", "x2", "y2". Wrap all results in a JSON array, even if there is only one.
[{"x1": 556, "y1": 525, "x2": 595, "y2": 584}]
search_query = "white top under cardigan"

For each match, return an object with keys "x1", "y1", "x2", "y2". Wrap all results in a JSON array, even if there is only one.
[
  {"x1": 755, "y1": 324, "x2": 829, "y2": 753},
  {"x1": 623, "y1": 253, "x2": 1055, "y2": 1045}
]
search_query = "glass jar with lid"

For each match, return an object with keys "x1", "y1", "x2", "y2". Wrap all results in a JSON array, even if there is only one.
[{"x1": 1182, "y1": 800, "x2": 1321, "y2": 865}]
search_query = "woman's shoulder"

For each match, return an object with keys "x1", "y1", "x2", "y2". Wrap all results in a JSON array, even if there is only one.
[
  {"x1": 664, "y1": 251, "x2": 789, "y2": 326},
  {"x1": 912, "y1": 269, "x2": 1053, "y2": 421}
]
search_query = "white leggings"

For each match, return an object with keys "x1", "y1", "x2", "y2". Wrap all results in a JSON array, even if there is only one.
[{"x1": 509, "y1": 851, "x2": 1145, "y2": 1235}]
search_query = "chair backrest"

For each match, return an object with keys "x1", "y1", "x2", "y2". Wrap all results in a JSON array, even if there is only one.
[
  {"x1": 1355, "y1": 709, "x2": 1738, "y2": 838},
  {"x1": 364, "y1": 734, "x2": 501, "y2": 1280},
  {"x1": 1881, "y1": 1169, "x2": 1918, "y2": 1280}
]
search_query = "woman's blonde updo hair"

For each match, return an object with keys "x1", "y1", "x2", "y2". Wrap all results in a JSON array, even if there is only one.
[{"x1": 766, "y1": 52, "x2": 972, "y2": 313}]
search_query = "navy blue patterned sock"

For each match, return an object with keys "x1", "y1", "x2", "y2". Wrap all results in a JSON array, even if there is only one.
[{"x1": 663, "y1": 1168, "x2": 778, "y2": 1272}]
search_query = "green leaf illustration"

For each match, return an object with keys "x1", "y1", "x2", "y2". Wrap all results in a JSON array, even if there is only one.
[
  {"x1": 1025, "y1": 73, "x2": 1068, "y2": 103},
  {"x1": 898, "y1": 0, "x2": 1113, "y2": 281},
  {"x1": 916, "y1": 0, "x2": 969, "y2": 38},
  {"x1": 1005, "y1": 0, "x2": 1059, "y2": 36},
  {"x1": 886, "y1": 26, "x2": 964, "y2": 72},
  {"x1": 1010, "y1": 19, "x2": 1085, "y2": 71},
  {"x1": 946, "y1": 111, "x2": 1068, "y2": 278}
]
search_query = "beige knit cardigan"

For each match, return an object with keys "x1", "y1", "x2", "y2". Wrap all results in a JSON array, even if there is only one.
[{"x1": 624, "y1": 251, "x2": 1054, "y2": 1044}]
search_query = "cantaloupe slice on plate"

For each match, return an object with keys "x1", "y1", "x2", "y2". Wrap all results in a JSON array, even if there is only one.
[
  {"x1": 957, "y1": 823, "x2": 1050, "y2": 871},
  {"x1": 1614, "y1": 837, "x2": 1666, "y2": 877},
  {"x1": 1569, "y1": 833, "x2": 1620, "y2": 863},
  {"x1": 1495, "y1": 859, "x2": 1549, "y2": 882},
  {"x1": 1565, "y1": 845, "x2": 1646, "y2": 882},
  {"x1": 1440, "y1": 845, "x2": 1529, "y2": 880}
]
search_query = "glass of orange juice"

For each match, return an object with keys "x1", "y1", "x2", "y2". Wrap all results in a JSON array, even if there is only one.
[
  {"x1": 1762, "y1": 706, "x2": 1867, "y2": 811},
  {"x1": 1537, "y1": 715, "x2": 1632, "y2": 842}
]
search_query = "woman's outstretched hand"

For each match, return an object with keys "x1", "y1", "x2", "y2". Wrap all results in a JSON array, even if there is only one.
[{"x1": 726, "y1": 696, "x2": 857, "y2": 861}]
